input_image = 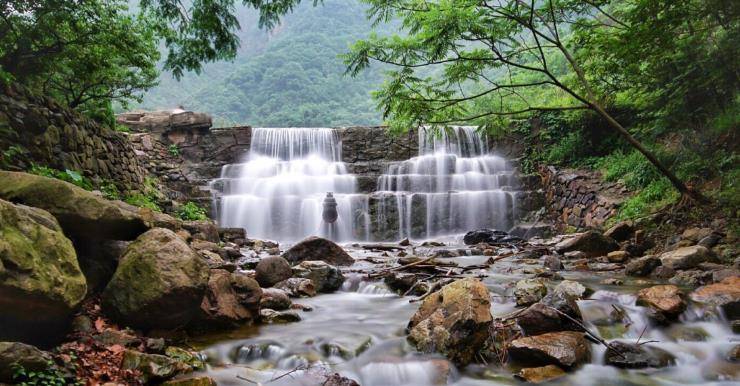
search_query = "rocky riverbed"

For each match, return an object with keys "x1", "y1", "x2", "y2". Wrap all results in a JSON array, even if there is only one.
[{"x1": 0, "y1": 171, "x2": 738, "y2": 385}]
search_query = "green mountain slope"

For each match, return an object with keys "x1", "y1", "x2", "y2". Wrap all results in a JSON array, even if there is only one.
[{"x1": 136, "y1": 0, "x2": 391, "y2": 127}]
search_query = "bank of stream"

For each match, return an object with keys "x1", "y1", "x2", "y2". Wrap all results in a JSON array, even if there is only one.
[{"x1": 191, "y1": 241, "x2": 739, "y2": 386}]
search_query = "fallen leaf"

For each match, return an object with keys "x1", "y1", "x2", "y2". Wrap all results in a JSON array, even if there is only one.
[{"x1": 95, "y1": 317, "x2": 106, "y2": 332}]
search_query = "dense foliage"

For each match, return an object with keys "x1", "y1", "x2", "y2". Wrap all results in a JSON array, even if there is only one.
[{"x1": 137, "y1": 0, "x2": 390, "y2": 126}]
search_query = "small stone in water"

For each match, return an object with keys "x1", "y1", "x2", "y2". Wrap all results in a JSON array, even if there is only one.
[
  {"x1": 600, "y1": 278, "x2": 624, "y2": 286},
  {"x1": 514, "y1": 278, "x2": 548, "y2": 307},
  {"x1": 604, "y1": 341, "x2": 675, "y2": 369},
  {"x1": 260, "y1": 309, "x2": 301, "y2": 324},
  {"x1": 515, "y1": 365, "x2": 566, "y2": 384}
]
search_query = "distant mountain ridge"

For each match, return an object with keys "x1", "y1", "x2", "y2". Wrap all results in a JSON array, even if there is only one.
[{"x1": 136, "y1": 0, "x2": 392, "y2": 127}]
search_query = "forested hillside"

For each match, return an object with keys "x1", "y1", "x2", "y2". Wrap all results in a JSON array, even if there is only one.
[{"x1": 135, "y1": 0, "x2": 391, "y2": 127}]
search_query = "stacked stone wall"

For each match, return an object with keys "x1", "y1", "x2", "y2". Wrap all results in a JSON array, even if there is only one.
[{"x1": 0, "y1": 83, "x2": 146, "y2": 192}]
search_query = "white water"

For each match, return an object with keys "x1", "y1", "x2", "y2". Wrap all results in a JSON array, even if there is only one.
[
  {"x1": 374, "y1": 126, "x2": 517, "y2": 240},
  {"x1": 213, "y1": 128, "x2": 362, "y2": 242},
  {"x1": 212, "y1": 126, "x2": 519, "y2": 242}
]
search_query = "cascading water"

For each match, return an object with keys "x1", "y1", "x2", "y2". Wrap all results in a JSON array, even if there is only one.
[
  {"x1": 212, "y1": 126, "x2": 518, "y2": 242},
  {"x1": 212, "y1": 128, "x2": 364, "y2": 242},
  {"x1": 372, "y1": 126, "x2": 517, "y2": 240}
]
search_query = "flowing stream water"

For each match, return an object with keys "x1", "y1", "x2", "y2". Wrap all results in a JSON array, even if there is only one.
[
  {"x1": 205, "y1": 127, "x2": 737, "y2": 385},
  {"x1": 193, "y1": 246, "x2": 739, "y2": 385}
]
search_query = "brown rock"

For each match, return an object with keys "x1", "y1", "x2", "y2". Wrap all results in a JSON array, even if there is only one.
[
  {"x1": 260, "y1": 288, "x2": 292, "y2": 310},
  {"x1": 554, "y1": 231, "x2": 619, "y2": 258},
  {"x1": 516, "y1": 291, "x2": 585, "y2": 336},
  {"x1": 281, "y1": 236, "x2": 354, "y2": 266},
  {"x1": 604, "y1": 221, "x2": 634, "y2": 242},
  {"x1": 195, "y1": 269, "x2": 261, "y2": 329},
  {"x1": 607, "y1": 251, "x2": 630, "y2": 263},
  {"x1": 659, "y1": 245, "x2": 714, "y2": 270},
  {"x1": 407, "y1": 278, "x2": 492, "y2": 365},
  {"x1": 636, "y1": 285, "x2": 687, "y2": 322},
  {"x1": 255, "y1": 256, "x2": 292, "y2": 287},
  {"x1": 625, "y1": 255, "x2": 661, "y2": 277},
  {"x1": 508, "y1": 331, "x2": 592, "y2": 368},
  {"x1": 689, "y1": 276, "x2": 740, "y2": 320},
  {"x1": 515, "y1": 365, "x2": 566, "y2": 384},
  {"x1": 274, "y1": 278, "x2": 317, "y2": 297}
]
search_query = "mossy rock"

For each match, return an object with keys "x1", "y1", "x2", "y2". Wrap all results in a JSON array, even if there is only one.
[
  {"x1": 0, "y1": 199, "x2": 87, "y2": 344},
  {"x1": 102, "y1": 228, "x2": 209, "y2": 330},
  {"x1": 0, "y1": 171, "x2": 181, "y2": 240}
]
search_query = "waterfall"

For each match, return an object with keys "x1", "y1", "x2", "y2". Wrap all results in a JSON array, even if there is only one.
[
  {"x1": 212, "y1": 128, "x2": 366, "y2": 242},
  {"x1": 372, "y1": 126, "x2": 517, "y2": 240},
  {"x1": 212, "y1": 126, "x2": 517, "y2": 242}
]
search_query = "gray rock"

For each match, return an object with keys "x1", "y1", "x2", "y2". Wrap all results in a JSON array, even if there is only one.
[
  {"x1": 516, "y1": 291, "x2": 584, "y2": 336},
  {"x1": 543, "y1": 255, "x2": 563, "y2": 271},
  {"x1": 604, "y1": 341, "x2": 674, "y2": 369},
  {"x1": 514, "y1": 279, "x2": 548, "y2": 307},
  {"x1": 282, "y1": 236, "x2": 354, "y2": 266},
  {"x1": 260, "y1": 288, "x2": 292, "y2": 310},
  {"x1": 555, "y1": 231, "x2": 619, "y2": 258},
  {"x1": 553, "y1": 280, "x2": 592, "y2": 299},
  {"x1": 0, "y1": 342, "x2": 52, "y2": 383},
  {"x1": 274, "y1": 278, "x2": 317, "y2": 297},
  {"x1": 291, "y1": 260, "x2": 344, "y2": 292},
  {"x1": 260, "y1": 309, "x2": 301, "y2": 323},
  {"x1": 660, "y1": 245, "x2": 714, "y2": 270},
  {"x1": 625, "y1": 255, "x2": 661, "y2": 277},
  {"x1": 255, "y1": 256, "x2": 292, "y2": 287}
]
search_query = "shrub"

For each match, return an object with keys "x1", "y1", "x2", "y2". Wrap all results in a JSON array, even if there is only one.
[
  {"x1": 124, "y1": 193, "x2": 161, "y2": 212},
  {"x1": 11, "y1": 361, "x2": 78, "y2": 386},
  {"x1": 100, "y1": 181, "x2": 121, "y2": 200},
  {"x1": 177, "y1": 202, "x2": 208, "y2": 221},
  {"x1": 167, "y1": 144, "x2": 180, "y2": 156},
  {"x1": 29, "y1": 165, "x2": 94, "y2": 190}
]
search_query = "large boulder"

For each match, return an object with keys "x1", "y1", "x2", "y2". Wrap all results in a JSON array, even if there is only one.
[
  {"x1": 554, "y1": 231, "x2": 619, "y2": 258},
  {"x1": 636, "y1": 285, "x2": 687, "y2": 323},
  {"x1": 659, "y1": 246, "x2": 714, "y2": 270},
  {"x1": 508, "y1": 331, "x2": 591, "y2": 369},
  {"x1": 689, "y1": 276, "x2": 740, "y2": 320},
  {"x1": 407, "y1": 278, "x2": 492, "y2": 365},
  {"x1": 291, "y1": 260, "x2": 344, "y2": 292},
  {"x1": 0, "y1": 342, "x2": 52, "y2": 383},
  {"x1": 281, "y1": 236, "x2": 354, "y2": 266},
  {"x1": 194, "y1": 270, "x2": 261, "y2": 329},
  {"x1": 255, "y1": 256, "x2": 292, "y2": 287},
  {"x1": 0, "y1": 171, "x2": 157, "y2": 240},
  {"x1": 0, "y1": 199, "x2": 87, "y2": 343},
  {"x1": 102, "y1": 228, "x2": 209, "y2": 330}
]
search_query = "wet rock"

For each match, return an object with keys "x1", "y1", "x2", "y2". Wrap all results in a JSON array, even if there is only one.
[
  {"x1": 650, "y1": 265, "x2": 676, "y2": 280},
  {"x1": 399, "y1": 238, "x2": 411, "y2": 246},
  {"x1": 0, "y1": 342, "x2": 52, "y2": 383},
  {"x1": 121, "y1": 350, "x2": 191, "y2": 382},
  {"x1": 384, "y1": 272, "x2": 420, "y2": 294},
  {"x1": 698, "y1": 233, "x2": 723, "y2": 248},
  {"x1": 508, "y1": 331, "x2": 591, "y2": 368},
  {"x1": 689, "y1": 276, "x2": 740, "y2": 320},
  {"x1": 624, "y1": 242, "x2": 648, "y2": 258},
  {"x1": 274, "y1": 278, "x2": 317, "y2": 297},
  {"x1": 0, "y1": 199, "x2": 87, "y2": 344},
  {"x1": 282, "y1": 236, "x2": 354, "y2": 266},
  {"x1": 182, "y1": 221, "x2": 219, "y2": 243},
  {"x1": 255, "y1": 256, "x2": 292, "y2": 287},
  {"x1": 668, "y1": 270, "x2": 712, "y2": 287},
  {"x1": 563, "y1": 251, "x2": 587, "y2": 260},
  {"x1": 516, "y1": 291, "x2": 585, "y2": 336},
  {"x1": 603, "y1": 221, "x2": 634, "y2": 242},
  {"x1": 260, "y1": 309, "x2": 301, "y2": 323},
  {"x1": 514, "y1": 365, "x2": 566, "y2": 384},
  {"x1": 291, "y1": 260, "x2": 344, "y2": 292},
  {"x1": 727, "y1": 345, "x2": 740, "y2": 362},
  {"x1": 607, "y1": 251, "x2": 630, "y2": 263},
  {"x1": 543, "y1": 255, "x2": 563, "y2": 271},
  {"x1": 146, "y1": 338, "x2": 166, "y2": 353},
  {"x1": 463, "y1": 228, "x2": 508, "y2": 245},
  {"x1": 713, "y1": 269, "x2": 740, "y2": 283},
  {"x1": 554, "y1": 231, "x2": 619, "y2": 258},
  {"x1": 625, "y1": 255, "x2": 661, "y2": 277},
  {"x1": 162, "y1": 376, "x2": 217, "y2": 386},
  {"x1": 514, "y1": 279, "x2": 548, "y2": 306},
  {"x1": 102, "y1": 228, "x2": 209, "y2": 330},
  {"x1": 659, "y1": 245, "x2": 714, "y2": 270},
  {"x1": 322, "y1": 373, "x2": 361, "y2": 386},
  {"x1": 636, "y1": 285, "x2": 687, "y2": 322},
  {"x1": 219, "y1": 227, "x2": 246, "y2": 246},
  {"x1": 554, "y1": 280, "x2": 592, "y2": 299},
  {"x1": 195, "y1": 269, "x2": 261, "y2": 329},
  {"x1": 599, "y1": 278, "x2": 624, "y2": 286},
  {"x1": 604, "y1": 341, "x2": 675, "y2": 368},
  {"x1": 260, "y1": 288, "x2": 292, "y2": 310},
  {"x1": 407, "y1": 278, "x2": 492, "y2": 365}
]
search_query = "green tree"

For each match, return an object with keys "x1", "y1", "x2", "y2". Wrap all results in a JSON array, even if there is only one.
[
  {"x1": 342, "y1": 0, "x2": 728, "y2": 200},
  {"x1": 0, "y1": 0, "x2": 160, "y2": 122}
]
